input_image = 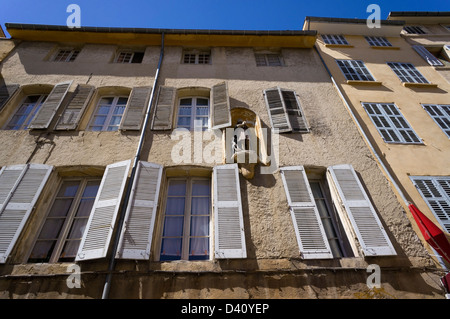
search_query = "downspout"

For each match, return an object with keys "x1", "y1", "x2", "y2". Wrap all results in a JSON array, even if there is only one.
[
  {"x1": 101, "y1": 32, "x2": 165, "y2": 299},
  {"x1": 313, "y1": 44, "x2": 449, "y2": 271}
]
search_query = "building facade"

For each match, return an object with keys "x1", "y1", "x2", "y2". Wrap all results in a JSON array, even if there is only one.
[{"x1": 0, "y1": 22, "x2": 445, "y2": 299}]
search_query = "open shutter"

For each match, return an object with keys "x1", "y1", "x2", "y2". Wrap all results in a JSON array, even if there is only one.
[
  {"x1": 280, "y1": 166, "x2": 333, "y2": 259},
  {"x1": 151, "y1": 86, "x2": 176, "y2": 130},
  {"x1": 55, "y1": 84, "x2": 94, "y2": 130},
  {"x1": 264, "y1": 87, "x2": 292, "y2": 133},
  {"x1": 281, "y1": 90, "x2": 309, "y2": 132},
  {"x1": 412, "y1": 45, "x2": 444, "y2": 67},
  {"x1": 116, "y1": 161, "x2": 162, "y2": 259},
  {"x1": 0, "y1": 84, "x2": 19, "y2": 112},
  {"x1": 213, "y1": 164, "x2": 246, "y2": 259},
  {"x1": 327, "y1": 164, "x2": 396, "y2": 256},
  {"x1": 211, "y1": 82, "x2": 231, "y2": 129},
  {"x1": 29, "y1": 81, "x2": 72, "y2": 129},
  {"x1": 0, "y1": 164, "x2": 53, "y2": 263},
  {"x1": 76, "y1": 160, "x2": 131, "y2": 261},
  {"x1": 119, "y1": 86, "x2": 152, "y2": 131}
]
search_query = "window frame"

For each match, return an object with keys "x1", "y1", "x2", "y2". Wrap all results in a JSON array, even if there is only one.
[
  {"x1": 321, "y1": 34, "x2": 349, "y2": 45},
  {"x1": 158, "y1": 176, "x2": 212, "y2": 262},
  {"x1": 387, "y1": 62, "x2": 430, "y2": 84},
  {"x1": 27, "y1": 177, "x2": 101, "y2": 263},
  {"x1": 4, "y1": 94, "x2": 48, "y2": 130},
  {"x1": 364, "y1": 36, "x2": 392, "y2": 47},
  {"x1": 175, "y1": 96, "x2": 210, "y2": 131},
  {"x1": 421, "y1": 104, "x2": 450, "y2": 138},
  {"x1": 53, "y1": 49, "x2": 80, "y2": 62},
  {"x1": 254, "y1": 53, "x2": 283, "y2": 66},
  {"x1": 403, "y1": 26, "x2": 427, "y2": 34},
  {"x1": 88, "y1": 95, "x2": 129, "y2": 131},
  {"x1": 336, "y1": 59, "x2": 376, "y2": 82},
  {"x1": 182, "y1": 50, "x2": 211, "y2": 65},
  {"x1": 114, "y1": 51, "x2": 144, "y2": 64}
]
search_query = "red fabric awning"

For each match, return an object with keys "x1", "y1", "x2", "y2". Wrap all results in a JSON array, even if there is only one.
[{"x1": 408, "y1": 204, "x2": 450, "y2": 265}]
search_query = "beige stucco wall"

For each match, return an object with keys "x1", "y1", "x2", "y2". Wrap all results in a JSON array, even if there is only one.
[{"x1": 0, "y1": 38, "x2": 446, "y2": 299}]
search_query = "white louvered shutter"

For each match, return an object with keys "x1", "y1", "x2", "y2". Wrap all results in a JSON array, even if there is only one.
[
  {"x1": 0, "y1": 84, "x2": 19, "y2": 112},
  {"x1": 120, "y1": 86, "x2": 152, "y2": 131},
  {"x1": 213, "y1": 164, "x2": 246, "y2": 259},
  {"x1": 211, "y1": 82, "x2": 231, "y2": 129},
  {"x1": 412, "y1": 45, "x2": 444, "y2": 67},
  {"x1": 280, "y1": 166, "x2": 333, "y2": 259},
  {"x1": 76, "y1": 160, "x2": 131, "y2": 261},
  {"x1": 55, "y1": 84, "x2": 95, "y2": 130},
  {"x1": 151, "y1": 86, "x2": 176, "y2": 130},
  {"x1": 264, "y1": 87, "x2": 292, "y2": 133},
  {"x1": 0, "y1": 164, "x2": 53, "y2": 263},
  {"x1": 29, "y1": 81, "x2": 72, "y2": 129},
  {"x1": 327, "y1": 164, "x2": 396, "y2": 256},
  {"x1": 116, "y1": 161, "x2": 162, "y2": 259}
]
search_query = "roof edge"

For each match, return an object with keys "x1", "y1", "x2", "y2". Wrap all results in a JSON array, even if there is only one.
[{"x1": 304, "y1": 16, "x2": 405, "y2": 26}]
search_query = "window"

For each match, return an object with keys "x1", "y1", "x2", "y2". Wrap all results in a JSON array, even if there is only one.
[
  {"x1": 365, "y1": 36, "x2": 392, "y2": 47},
  {"x1": 403, "y1": 26, "x2": 426, "y2": 34},
  {"x1": 88, "y1": 96, "x2": 128, "y2": 131},
  {"x1": 255, "y1": 53, "x2": 283, "y2": 66},
  {"x1": 53, "y1": 49, "x2": 80, "y2": 62},
  {"x1": 387, "y1": 62, "x2": 430, "y2": 84},
  {"x1": 115, "y1": 51, "x2": 144, "y2": 63},
  {"x1": 28, "y1": 178, "x2": 100, "y2": 263},
  {"x1": 412, "y1": 45, "x2": 445, "y2": 66},
  {"x1": 160, "y1": 178, "x2": 211, "y2": 261},
  {"x1": 4, "y1": 94, "x2": 47, "y2": 130},
  {"x1": 183, "y1": 51, "x2": 210, "y2": 64},
  {"x1": 176, "y1": 97, "x2": 210, "y2": 131},
  {"x1": 362, "y1": 102, "x2": 422, "y2": 144},
  {"x1": 321, "y1": 34, "x2": 349, "y2": 45},
  {"x1": 336, "y1": 60, "x2": 376, "y2": 82},
  {"x1": 410, "y1": 176, "x2": 450, "y2": 233},
  {"x1": 421, "y1": 104, "x2": 450, "y2": 138}
]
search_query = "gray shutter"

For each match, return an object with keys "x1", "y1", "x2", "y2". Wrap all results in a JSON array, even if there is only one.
[
  {"x1": 119, "y1": 86, "x2": 152, "y2": 131},
  {"x1": 327, "y1": 164, "x2": 396, "y2": 256},
  {"x1": 76, "y1": 160, "x2": 131, "y2": 261},
  {"x1": 29, "y1": 81, "x2": 72, "y2": 129},
  {"x1": 263, "y1": 87, "x2": 292, "y2": 133},
  {"x1": 116, "y1": 161, "x2": 163, "y2": 259},
  {"x1": 280, "y1": 166, "x2": 333, "y2": 259},
  {"x1": 0, "y1": 84, "x2": 19, "y2": 112},
  {"x1": 213, "y1": 164, "x2": 246, "y2": 259},
  {"x1": 0, "y1": 164, "x2": 53, "y2": 263},
  {"x1": 412, "y1": 45, "x2": 444, "y2": 67},
  {"x1": 211, "y1": 82, "x2": 231, "y2": 129},
  {"x1": 411, "y1": 176, "x2": 450, "y2": 233},
  {"x1": 281, "y1": 90, "x2": 309, "y2": 132},
  {"x1": 55, "y1": 84, "x2": 95, "y2": 130},
  {"x1": 151, "y1": 86, "x2": 176, "y2": 130}
]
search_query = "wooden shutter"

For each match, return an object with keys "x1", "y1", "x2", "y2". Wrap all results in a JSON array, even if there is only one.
[
  {"x1": 263, "y1": 87, "x2": 292, "y2": 133},
  {"x1": 327, "y1": 164, "x2": 396, "y2": 256},
  {"x1": 281, "y1": 90, "x2": 309, "y2": 132},
  {"x1": 280, "y1": 166, "x2": 333, "y2": 259},
  {"x1": 55, "y1": 84, "x2": 95, "y2": 130},
  {"x1": 76, "y1": 160, "x2": 131, "y2": 261},
  {"x1": 213, "y1": 164, "x2": 246, "y2": 259},
  {"x1": 28, "y1": 81, "x2": 72, "y2": 129},
  {"x1": 0, "y1": 84, "x2": 19, "y2": 112},
  {"x1": 0, "y1": 164, "x2": 53, "y2": 263},
  {"x1": 411, "y1": 177, "x2": 450, "y2": 233},
  {"x1": 151, "y1": 86, "x2": 176, "y2": 130},
  {"x1": 119, "y1": 86, "x2": 152, "y2": 131},
  {"x1": 412, "y1": 45, "x2": 444, "y2": 67},
  {"x1": 211, "y1": 82, "x2": 231, "y2": 129},
  {"x1": 116, "y1": 161, "x2": 162, "y2": 259}
]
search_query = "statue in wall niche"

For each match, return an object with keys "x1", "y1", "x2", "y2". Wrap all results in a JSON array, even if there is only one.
[{"x1": 232, "y1": 119, "x2": 258, "y2": 180}]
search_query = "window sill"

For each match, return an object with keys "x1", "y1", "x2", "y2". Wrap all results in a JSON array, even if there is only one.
[
  {"x1": 324, "y1": 44, "x2": 354, "y2": 48},
  {"x1": 370, "y1": 46, "x2": 400, "y2": 50},
  {"x1": 346, "y1": 80, "x2": 383, "y2": 86},
  {"x1": 402, "y1": 82, "x2": 438, "y2": 88}
]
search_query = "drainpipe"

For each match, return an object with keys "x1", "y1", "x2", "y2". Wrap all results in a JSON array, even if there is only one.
[
  {"x1": 313, "y1": 45, "x2": 449, "y2": 272},
  {"x1": 101, "y1": 32, "x2": 165, "y2": 299}
]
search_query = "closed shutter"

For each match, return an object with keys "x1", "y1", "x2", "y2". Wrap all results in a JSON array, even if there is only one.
[
  {"x1": 411, "y1": 176, "x2": 450, "y2": 233},
  {"x1": 76, "y1": 160, "x2": 131, "y2": 261},
  {"x1": 119, "y1": 86, "x2": 152, "y2": 131},
  {"x1": 0, "y1": 84, "x2": 19, "y2": 112},
  {"x1": 264, "y1": 88, "x2": 292, "y2": 133},
  {"x1": 280, "y1": 166, "x2": 333, "y2": 259},
  {"x1": 55, "y1": 84, "x2": 95, "y2": 130},
  {"x1": 151, "y1": 86, "x2": 176, "y2": 130},
  {"x1": 327, "y1": 164, "x2": 396, "y2": 256},
  {"x1": 211, "y1": 82, "x2": 231, "y2": 129},
  {"x1": 116, "y1": 161, "x2": 163, "y2": 259},
  {"x1": 412, "y1": 45, "x2": 444, "y2": 67},
  {"x1": 29, "y1": 81, "x2": 72, "y2": 129},
  {"x1": 213, "y1": 164, "x2": 246, "y2": 259},
  {"x1": 0, "y1": 164, "x2": 53, "y2": 263}
]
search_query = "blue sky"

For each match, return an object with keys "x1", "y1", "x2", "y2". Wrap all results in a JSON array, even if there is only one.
[{"x1": 0, "y1": 0, "x2": 449, "y2": 37}]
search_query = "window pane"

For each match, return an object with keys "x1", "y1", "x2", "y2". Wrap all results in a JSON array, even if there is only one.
[
  {"x1": 66, "y1": 218, "x2": 88, "y2": 240},
  {"x1": 99, "y1": 97, "x2": 114, "y2": 105},
  {"x1": 82, "y1": 181, "x2": 100, "y2": 197},
  {"x1": 168, "y1": 180, "x2": 186, "y2": 196},
  {"x1": 196, "y1": 98, "x2": 208, "y2": 106},
  {"x1": 165, "y1": 198, "x2": 185, "y2": 215},
  {"x1": 59, "y1": 240, "x2": 81, "y2": 260},
  {"x1": 28, "y1": 241, "x2": 55, "y2": 262},
  {"x1": 189, "y1": 238, "x2": 209, "y2": 260},
  {"x1": 160, "y1": 238, "x2": 182, "y2": 260},
  {"x1": 162, "y1": 216, "x2": 184, "y2": 236},
  {"x1": 38, "y1": 219, "x2": 66, "y2": 239},
  {"x1": 190, "y1": 216, "x2": 209, "y2": 236},
  {"x1": 192, "y1": 180, "x2": 210, "y2": 196},
  {"x1": 196, "y1": 107, "x2": 209, "y2": 116},
  {"x1": 180, "y1": 98, "x2": 193, "y2": 106},
  {"x1": 47, "y1": 198, "x2": 74, "y2": 217},
  {"x1": 57, "y1": 181, "x2": 80, "y2": 197},
  {"x1": 178, "y1": 107, "x2": 192, "y2": 116},
  {"x1": 191, "y1": 197, "x2": 210, "y2": 215}
]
